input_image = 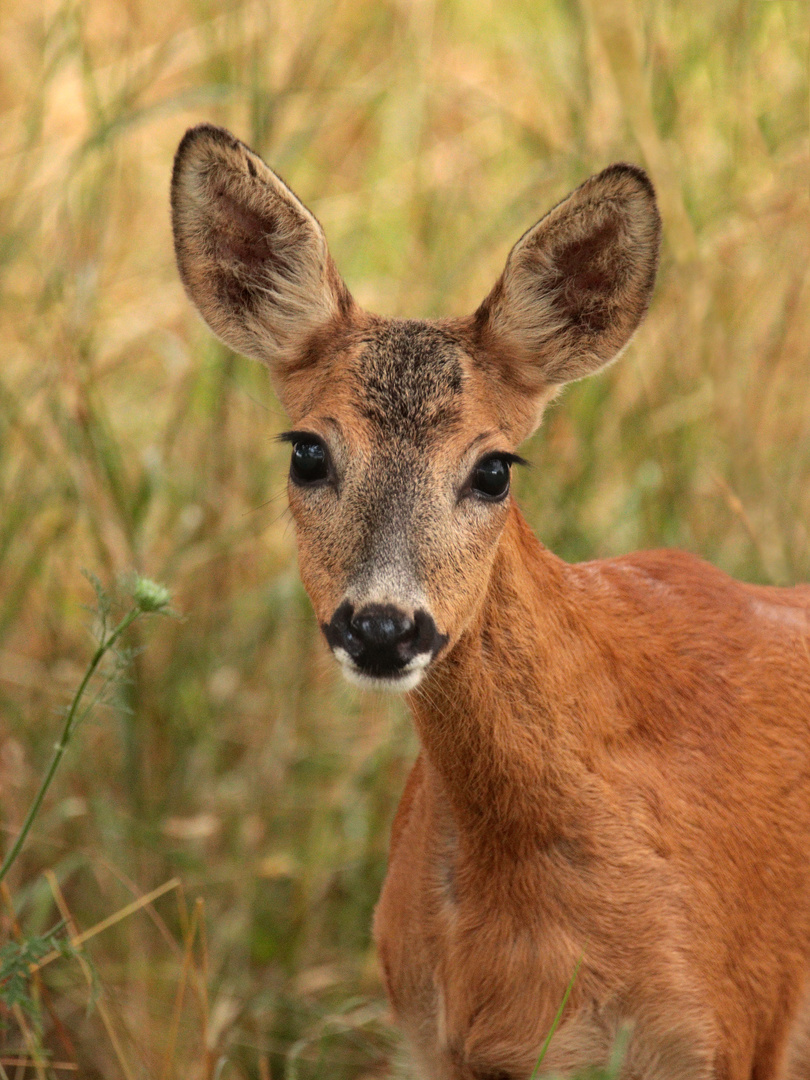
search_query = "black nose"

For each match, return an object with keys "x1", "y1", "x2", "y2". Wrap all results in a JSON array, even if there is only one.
[{"x1": 323, "y1": 602, "x2": 445, "y2": 678}]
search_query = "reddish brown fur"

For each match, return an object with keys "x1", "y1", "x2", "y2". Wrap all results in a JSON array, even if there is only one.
[
  {"x1": 170, "y1": 125, "x2": 810, "y2": 1079},
  {"x1": 377, "y1": 514, "x2": 810, "y2": 1079}
]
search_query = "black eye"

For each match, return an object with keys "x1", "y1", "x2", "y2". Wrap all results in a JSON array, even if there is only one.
[
  {"x1": 290, "y1": 440, "x2": 328, "y2": 485},
  {"x1": 471, "y1": 455, "x2": 511, "y2": 500}
]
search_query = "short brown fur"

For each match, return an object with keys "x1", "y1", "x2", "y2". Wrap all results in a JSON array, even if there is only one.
[{"x1": 171, "y1": 125, "x2": 810, "y2": 1080}]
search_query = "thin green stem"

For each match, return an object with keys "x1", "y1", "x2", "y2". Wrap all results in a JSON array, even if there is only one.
[
  {"x1": 530, "y1": 955, "x2": 584, "y2": 1079},
  {"x1": 0, "y1": 607, "x2": 140, "y2": 884}
]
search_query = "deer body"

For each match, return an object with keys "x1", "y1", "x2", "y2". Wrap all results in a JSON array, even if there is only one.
[
  {"x1": 171, "y1": 124, "x2": 810, "y2": 1079},
  {"x1": 376, "y1": 508, "x2": 810, "y2": 1079}
]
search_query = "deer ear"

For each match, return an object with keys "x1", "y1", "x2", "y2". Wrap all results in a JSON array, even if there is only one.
[
  {"x1": 474, "y1": 164, "x2": 661, "y2": 389},
  {"x1": 171, "y1": 124, "x2": 352, "y2": 401}
]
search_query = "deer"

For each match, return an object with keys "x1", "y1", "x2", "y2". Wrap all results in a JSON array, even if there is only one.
[{"x1": 170, "y1": 123, "x2": 810, "y2": 1080}]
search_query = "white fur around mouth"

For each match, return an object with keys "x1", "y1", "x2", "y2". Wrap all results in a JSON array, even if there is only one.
[{"x1": 332, "y1": 647, "x2": 432, "y2": 693}]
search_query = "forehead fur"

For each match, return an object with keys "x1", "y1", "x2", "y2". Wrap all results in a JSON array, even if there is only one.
[{"x1": 351, "y1": 321, "x2": 465, "y2": 440}]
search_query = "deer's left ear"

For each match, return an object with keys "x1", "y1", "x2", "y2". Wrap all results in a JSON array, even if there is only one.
[
  {"x1": 473, "y1": 164, "x2": 661, "y2": 392},
  {"x1": 171, "y1": 124, "x2": 353, "y2": 408}
]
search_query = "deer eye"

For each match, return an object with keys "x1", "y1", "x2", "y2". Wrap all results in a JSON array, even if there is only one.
[
  {"x1": 290, "y1": 439, "x2": 329, "y2": 485},
  {"x1": 470, "y1": 455, "x2": 511, "y2": 501}
]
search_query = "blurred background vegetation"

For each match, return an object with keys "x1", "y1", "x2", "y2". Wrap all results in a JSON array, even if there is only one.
[{"x1": 0, "y1": 0, "x2": 807, "y2": 1076}]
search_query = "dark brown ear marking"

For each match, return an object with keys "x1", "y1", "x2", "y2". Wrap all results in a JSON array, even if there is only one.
[
  {"x1": 475, "y1": 162, "x2": 661, "y2": 389},
  {"x1": 170, "y1": 124, "x2": 353, "y2": 405},
  {"x1": 553, "y1": 215, "x2": 621, "y2": 333}
]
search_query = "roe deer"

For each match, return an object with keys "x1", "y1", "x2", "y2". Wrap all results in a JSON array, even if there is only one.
[{"x1": 171, "y1": 124, "x2": 810, "y2": 1080}]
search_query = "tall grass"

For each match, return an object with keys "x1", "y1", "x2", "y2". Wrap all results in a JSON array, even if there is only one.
[{"x1": 0, "y1": 0, "x2": 807, "y2": 1076}]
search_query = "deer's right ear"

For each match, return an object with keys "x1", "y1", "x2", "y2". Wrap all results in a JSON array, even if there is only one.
[{"x1": 171, "y1": 125, "x2": 352, "y2": 403}]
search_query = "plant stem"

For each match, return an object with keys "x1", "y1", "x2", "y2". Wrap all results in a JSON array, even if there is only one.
[
  {"x1": 530, "y1": 955, "x2": 584, "y2": 1079},
  {"x1": 0, "y1": 607, "x2": 140, "y2": 884}
]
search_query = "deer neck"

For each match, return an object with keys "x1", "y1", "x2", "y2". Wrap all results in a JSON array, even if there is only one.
[{"x1": 409, "y1": 505, "x2": 607, "y2": 848}]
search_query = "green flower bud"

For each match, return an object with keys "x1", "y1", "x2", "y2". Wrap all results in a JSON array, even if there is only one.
[{"x1": 132, "y1": 577, "x2": 171, "y2": 613}]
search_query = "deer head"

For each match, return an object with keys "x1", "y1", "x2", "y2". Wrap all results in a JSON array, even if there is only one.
[{"x1": 171, "y1": 124, "x2": 660, "y2": 691}]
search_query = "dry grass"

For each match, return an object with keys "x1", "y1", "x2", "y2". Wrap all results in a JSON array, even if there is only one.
[{"x1": 0, "y1": 0, "x2": 807, "y2": 1076}]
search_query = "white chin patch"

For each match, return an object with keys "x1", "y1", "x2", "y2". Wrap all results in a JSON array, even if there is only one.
[{"x1": 332, "y1": 647, "x2": 432, "y2": 693}]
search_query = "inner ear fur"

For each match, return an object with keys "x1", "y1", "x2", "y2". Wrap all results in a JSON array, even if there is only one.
[
  {"x1": 474, "y1": 164, "x2": 661, "y2": 388},
  {"x1": 171, "y1": 124, "x2": 353, "y2": 389}
]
